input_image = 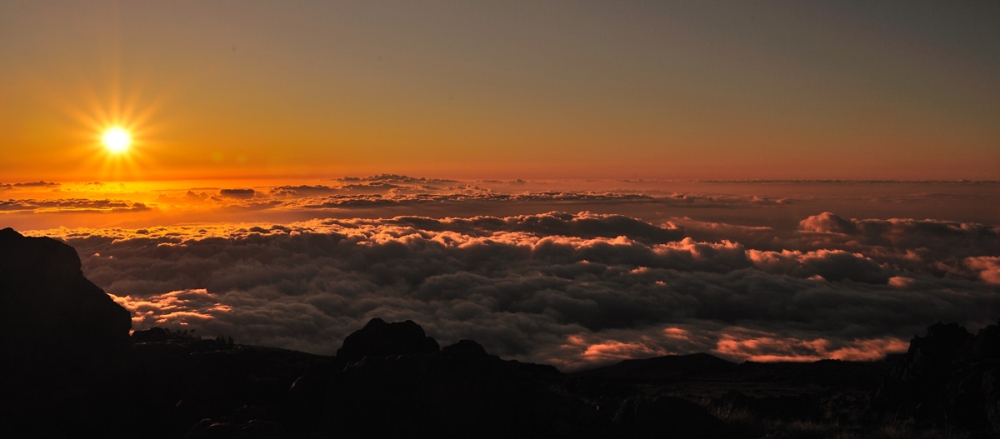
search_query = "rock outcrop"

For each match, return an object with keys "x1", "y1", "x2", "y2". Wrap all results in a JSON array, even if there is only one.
[
  {"x1": 870, "y1": 321, "x2": 1000, "y2": 434},
  {"x1": 334, "y1": 317, "x2": 440, "y2": 362},
  {"x1": 0, "y1": 227, "x2": 133, "y2": 436},
  {"x1": 281, "y1": 320, "x2": 733, "y2": 439},
  {"x1": 0, "y1": 227, "x2": 132, "y2": 364},
  {"x1": 287, "y1": 329, "x2": 608, "y2": 438}
]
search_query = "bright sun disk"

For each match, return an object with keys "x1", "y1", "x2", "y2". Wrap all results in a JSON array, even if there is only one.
[{"x1": 102, "y1": 127, "x2": 131, "y2": 153}]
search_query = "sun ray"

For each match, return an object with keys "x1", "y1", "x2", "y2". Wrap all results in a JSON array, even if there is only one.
[{"x1": 49, "y1": 80, "x2": 168, "y2": 181}]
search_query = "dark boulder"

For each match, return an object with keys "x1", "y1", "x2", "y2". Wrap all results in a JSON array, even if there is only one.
[{"x1": 335, "y1": 317, "x2": 440, "y2": 362}]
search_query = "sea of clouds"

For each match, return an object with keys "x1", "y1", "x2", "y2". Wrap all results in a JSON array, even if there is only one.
[{"x1": 8, "y1": 177, "x2": 999, "y2": 370}]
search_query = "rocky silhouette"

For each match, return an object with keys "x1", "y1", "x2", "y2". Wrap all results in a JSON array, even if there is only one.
[
  {"x1": 869, "y1": 321, "x2": 1000, "y2": 434},
  {"x1": 334, "y1": 317, "x2": 440, "y2": 362},
  {"x1": 0, "y1": 228, "x2": 132, "y2": 361},
  {"x1": 0, "y1": 227, "x2": 132, "y2": 437},
  {"x1": 306, "y1": 340, "x2": 603, "y2": 438},
  {"x1": 2, "y1": 227, "x2": 998, "y2": 438}
]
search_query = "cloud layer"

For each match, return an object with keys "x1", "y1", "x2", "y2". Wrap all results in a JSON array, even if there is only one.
[{"x1": 35, "y1": 209, "x2": 999, "y2": 371}]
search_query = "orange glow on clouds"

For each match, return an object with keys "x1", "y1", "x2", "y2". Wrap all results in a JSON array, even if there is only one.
[
  {"x1": 110, "y1": 289, "x2": 231, "y2": 329},
  {"x1": 551, "y1": 324, "x2": 909, "y2": 370},
  {"x1": 713, "y1": 330, "x2": 909, "y2": 363},
  {"x1": 967, "y1": 257, "x2": 1000, "y2": 285},
  {"x1": 581, "y1": 339, "x2": 671, "y2": 361}
]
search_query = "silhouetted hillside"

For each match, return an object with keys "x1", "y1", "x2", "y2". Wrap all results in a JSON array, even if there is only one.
[{"x1": 0, "y1": 227, "x2": 132, "y2": 437}]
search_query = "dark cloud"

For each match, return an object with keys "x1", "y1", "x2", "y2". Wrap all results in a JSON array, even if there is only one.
[
  {"x1": 155, "y1": 190, "x2": 211, "y2": 204},
  {"x1": 800, "y1": 212, "x2": 1000, "y2": 252},
  {"x1": 0, "y1": 198, "x2": 149, "y2": 213},
  {"x1": 13, "y1": 181, "x2": 60, "y2": 187},
  {"x1": 0, "y1": 181, "x2": 61, "y2": 190},
  {"x1": 334, "y1": 174, "x2": 457, "y2": 184},
  {"x1": 269, "y1": 183, "x2": 407, "y2": 197},
  {"x1": 748, "y1": 249, "x2": 891, "y2": 283},
  {"x1": 795, "y1": 212, "x2": 1000, "y2": 281},
  {"x1": 269, "y1": 185, "x2": 339, "y2": 196},
  {"x1": 219, "y1": 189, "x2": 256, "y2": 199},
  {"x1": 42, "y1": 211, "x2": 998, "y2": 371}
]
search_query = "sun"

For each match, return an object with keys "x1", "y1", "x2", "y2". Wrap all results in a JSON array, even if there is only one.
[{"x1": 102, "y1": 127, "x2": 131, "y2": 153}]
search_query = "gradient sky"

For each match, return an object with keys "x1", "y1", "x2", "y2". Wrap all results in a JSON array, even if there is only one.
[{"x1": 2, "y1": 0, "x2": 998, "y2": 181}]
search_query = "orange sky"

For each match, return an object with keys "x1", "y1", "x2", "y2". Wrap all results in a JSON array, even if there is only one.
[{"x1": 2, "y1": 1, "x2": 998, "y2": 182}]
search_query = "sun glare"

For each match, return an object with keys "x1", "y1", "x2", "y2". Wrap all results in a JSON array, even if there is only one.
[{"x1": 102, "y1": 127, "x2": 131, "y2": 153}]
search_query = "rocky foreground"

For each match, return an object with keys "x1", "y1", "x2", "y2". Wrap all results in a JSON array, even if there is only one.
[{"x1": 2, "y1": 227, "x2": 1000, "y2": 438}]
